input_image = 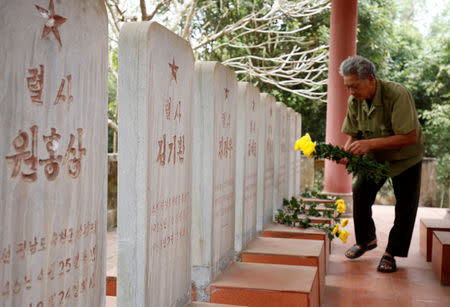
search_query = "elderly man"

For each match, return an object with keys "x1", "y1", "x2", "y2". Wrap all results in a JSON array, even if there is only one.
[{"x1": 339, "y1": 55, "x2": 424, "y2": 273}]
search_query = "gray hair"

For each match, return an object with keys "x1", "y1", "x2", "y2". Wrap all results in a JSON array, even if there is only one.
[{"x1": 339, "y1": 55, "x2": 376, "y2": 79}]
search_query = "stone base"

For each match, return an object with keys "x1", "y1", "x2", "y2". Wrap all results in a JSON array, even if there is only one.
[
  {"x1": 431, "y1": 231, "x2": 450, "y2": 285},
  {"x1": 262, "y1": 222, "x2": 329, "y2": 272},
  {"x1": 241, "y1": 237, "x2": 325, "y2": 303},
  {"x1": 419, "y1": 218, "x2": 450, "y2": 261},
  {"x1": 209, "y1": 262, "x2": 319, "y2": 307}
]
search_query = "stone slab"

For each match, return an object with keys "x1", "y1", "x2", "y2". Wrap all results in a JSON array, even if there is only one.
[
  {"x1": 274, "y1": 103, "x2": 288, "y2": 210},
  {"x1": 241, "y1": 237, "x2": 325, "y2": 303},
  {"x1": 431, "y1": 231, "x2": 450, "y2": 285},
  {"x1": 234, "y1": 83, "x2": 259, "y2": 254},
  {"x1": 191, "y1": 61, "x2": 237, "y2": 301},
  {"x1": 0, "y1": 1, "x2": 107, "y2": 306},
  {"x1": 287, "y1": 108, "x2": 296, "y2": 199},
  {"x1": 257, "y1": 94, "x2": 276, "y2": 231},
  {"x1": 209, "y1": 262, "x2": 319, "y2": 307},
  {"x1": 262, "y1": 222, "x2": 330, "y2": 271},
  {"x1": 256, "y1": 93, "x2": 266, "y2": 232},
  {"x1": 117, "y1": 21, "x2": 194, "y2": 307},
  {"x1": 419, "y1": 218, "x2": 450, "y2": 261},
  {"x1": 295, "y1": 113, "x2": 302, "y2": 197}
]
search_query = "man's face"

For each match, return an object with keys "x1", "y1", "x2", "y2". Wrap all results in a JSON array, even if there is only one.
[{"x1": 343, "y1": 74, "x2": 375, "y2": 101}]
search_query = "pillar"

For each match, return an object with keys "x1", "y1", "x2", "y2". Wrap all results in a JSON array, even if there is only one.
[{"x1": 324, "y1": 0, "x2": 358, "y2": 210}]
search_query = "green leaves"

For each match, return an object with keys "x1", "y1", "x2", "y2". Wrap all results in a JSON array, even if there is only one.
[{"x1": 313, "y1": 143, "x2": 390, "y2": 183}]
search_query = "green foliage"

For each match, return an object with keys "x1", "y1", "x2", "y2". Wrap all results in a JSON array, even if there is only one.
[
  {"x1": 274, "y1": 196, "x2": 346, "y2": 240},
  {"x1": 306, "y1": 143, "x2": 390, "y2": 183}
]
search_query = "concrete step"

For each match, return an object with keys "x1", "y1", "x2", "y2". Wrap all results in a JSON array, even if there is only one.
[
  {"x1": 208, "y1": 262, "x2": 319, "y2": 307},
  {"x1": 419, "y1": 218, "x2": 450, "y2": 261},
  {"x1": 261, "y1": 222, "x2": 330, "y2": 270},
  {"x1": 241, "y1": 237, "x2": 325, "y2": 303},
  {"x1": 431, "y1": 231, "x2": 450, "y2": 285}
]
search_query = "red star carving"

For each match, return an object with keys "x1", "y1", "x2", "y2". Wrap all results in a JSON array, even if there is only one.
[
  {"x1": 168, "y1": 57, "x2": 179, "y2": 82},
  {"x1": 35, "y1": 0, "x2": 67, "y2": 48},
  {"x1": 225, "y1": 88, "x2": 230, "y2": 99}
]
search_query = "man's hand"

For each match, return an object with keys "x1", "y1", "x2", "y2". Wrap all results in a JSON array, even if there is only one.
[{"x1": 346, "y1": 139, "x2": 372, "y2": 156}]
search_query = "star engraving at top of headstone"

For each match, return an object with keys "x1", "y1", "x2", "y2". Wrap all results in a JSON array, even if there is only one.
[
  {"x1": 225, "y1": 88, "x2": 230, "y2": 99},
  {"x1": 251, "y1": 100, "x2": 255, "y2": 111},
  {"x1": 169, "y1": 57, "x2": 179, "y2": 83},
  {"x1": 35, "y1": 0, "x2": 67, "y2": 48}
]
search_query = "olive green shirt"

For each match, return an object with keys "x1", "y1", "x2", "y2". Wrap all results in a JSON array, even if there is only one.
[{"x1": 341, "y1": 79, "x2": 424, "y2": 177}]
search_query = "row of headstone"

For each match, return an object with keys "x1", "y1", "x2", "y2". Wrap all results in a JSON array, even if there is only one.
[{"x1": 0, "y1": 3, "x2": 303, "y2": 304}]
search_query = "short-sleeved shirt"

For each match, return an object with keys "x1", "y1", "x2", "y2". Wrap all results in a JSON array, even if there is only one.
[{"x1": 341, "y1": 79, "x2": 424, "y2": 177}]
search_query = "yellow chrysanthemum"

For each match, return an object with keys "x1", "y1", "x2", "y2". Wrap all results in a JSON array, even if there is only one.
[
  {"x1": 341, "y1": 218, "x2": 349, "y2": 227},
  {"x1": 302, "y1": 141, "x2": 316, "y2": 157},
  {"x1": 332, "y1": 224, "x2": 339, "y2": 236},
  {"x1": 295, "y1": 133, "x2": 312, "y2": 151},
  {"x1": 336, "y1": 199, "x2": 346, "y2": 213},
  {"x1": 339, "y1": 230, "x2": 350, "y2": 243}
]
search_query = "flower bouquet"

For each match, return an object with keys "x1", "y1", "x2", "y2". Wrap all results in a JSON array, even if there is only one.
[{"x1": 295, "y1": 133, "x2": 389, "y2": 183}]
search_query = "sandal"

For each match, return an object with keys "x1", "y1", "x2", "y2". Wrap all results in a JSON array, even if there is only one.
[
  {"x1": 345, "y1": 242, "x2": 377, "y2": 259},
  {"x1": 377, "y1": 254, "x2": 397, "y2": 273}
]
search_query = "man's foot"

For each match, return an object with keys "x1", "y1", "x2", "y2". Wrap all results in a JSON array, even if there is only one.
[
  {"x1": 345, "y1": 240, "x2": 377, "y2": 259},
  {"x1": 377, "y1": 253, "x2": 397, "y2": 273}
]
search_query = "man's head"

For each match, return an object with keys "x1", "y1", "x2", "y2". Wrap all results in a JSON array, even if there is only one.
[{"x1": 339, "y1": 55, "x2": 377, "y2": 102}]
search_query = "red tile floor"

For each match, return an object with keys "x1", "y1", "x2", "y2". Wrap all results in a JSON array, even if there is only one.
[
  {"x1": 323, "y1": 205, "x2": 450, "y2": 307},
  {"x1": 106, "y1": 205, "x2": 450, "y2": 306}
]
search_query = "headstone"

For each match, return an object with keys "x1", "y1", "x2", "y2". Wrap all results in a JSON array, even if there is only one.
[
  {"x1": 273, "y1": 102, "x2": 288, "y2": 211},
  {"x1": 117, "y1": 22, "x2": 194, "y2": 307},
  {"x1": 300, "y1": 156, "x2": 315, "y2": 193},
  {"x1": 287, "y1": 108, "x2": 296, "y2": 199},
  {"x1": 295, "y1": 113, "x2": 302, "y2": 196},
  {"x1": 235, "y1": 82, "x2": 259, "y2": 254},
  {"x1": 256, "y1": 94, "x2": 266, "y2": 232},
  {"x1": 0, "y1": 1, "x2": 107, "y2": 306},
  {"x1": 191, "y1": 62, "x2": 237, "y2": 301},
  {"x1": 259, "y1": 94, "x2": 276, "y2": 229}
]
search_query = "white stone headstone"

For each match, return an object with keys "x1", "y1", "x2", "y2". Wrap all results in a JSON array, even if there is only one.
[
  {"x1": 0, "y1": 1, "x2": 107, "y2": 306},
  {"x1": 276, "y1": 103, "x2": 289, "y2": 208},
  {"x1": 191, "y1": 62, "x2": 237, "y2": 301},
  {"x1": 259, "y1": 94, "x2": 276, "y2": 228},
  {"x1": 287, "y1": 108, "x2": 296, "y2": 199},
  {"x1": 295, "y1": 113, "x2": 302, "y2": 196},
  {"x1": 117, "y1": 22, "x2": 194, "y2": 307},
  {"x1": 256, "y1": 94, "x2": 266, "y2": 232},
  {"x1": 235, "y1": 82, "x2": 259, "y2": 253}
]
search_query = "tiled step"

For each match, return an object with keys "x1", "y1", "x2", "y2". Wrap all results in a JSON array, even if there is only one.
[
  {"x1": 262, "y1": 222, "x2": 330, "y2": 270},
  {"x1": 241, "y1": 237, "x2": 325, "y2": 303},
  {"x1": 208, "y1": 262, "x2": 319, "y2": 307},
  {"x1": 419, "y1": 218, "x2": 450, "y2": 261},
  {"x1": 431, "y1": 231, "x2": 450, "y2": 286}
]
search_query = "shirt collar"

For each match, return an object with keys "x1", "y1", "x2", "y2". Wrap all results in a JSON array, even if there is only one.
[{"x1": 362, "y1": 79, "x2": 382, "y2": 116}]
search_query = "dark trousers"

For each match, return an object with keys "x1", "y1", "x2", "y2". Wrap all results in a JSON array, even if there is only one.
[{"x1": 352, "y1": 161, "x2": 422, "y2": 257}]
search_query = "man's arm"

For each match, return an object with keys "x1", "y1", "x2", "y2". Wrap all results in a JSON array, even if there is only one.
[{"x1": 346, "y1": 129, "x2": 417, "y2": 156}]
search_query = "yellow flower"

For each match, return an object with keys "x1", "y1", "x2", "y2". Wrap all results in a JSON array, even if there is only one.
[
  {"x1": 332, "y1": 224, "x2": 339, "y2": 236},
  {"x1": 302, "y1": 141, "x2": 316, "y2": 157},
  {"x1": 336, "y1": 199, "x2": 346, "y2": 213},
  {"x1": 341, "y1": 218, "x2": 349, "y2": 227},
  {"x1": 295, "y1": 133, "x2": 312, "y2": 151},
  {"x1": 339, "y1": 230, "x2": 350, "y2": 243}
]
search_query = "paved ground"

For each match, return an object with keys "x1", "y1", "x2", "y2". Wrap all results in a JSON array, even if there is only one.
[{"x1": 106, "y1": 205, "x2": 450, "y2": 306}]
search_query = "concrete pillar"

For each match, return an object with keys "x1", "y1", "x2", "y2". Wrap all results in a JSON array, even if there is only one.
[{"x1": 324, "y1": 0, "x2": 358, "y2": 196}]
